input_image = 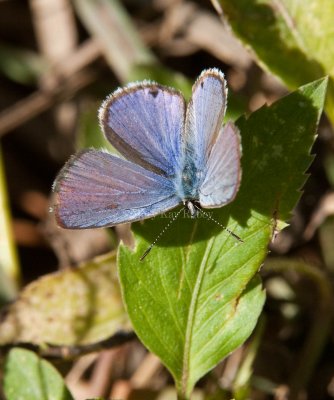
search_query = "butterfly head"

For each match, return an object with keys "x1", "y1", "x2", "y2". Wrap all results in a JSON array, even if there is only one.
[{"x1": 184, "y1": 200, "x2": 199, "y2": 218}]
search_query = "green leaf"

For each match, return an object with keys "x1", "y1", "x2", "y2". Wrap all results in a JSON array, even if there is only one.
[
  {"x1": 217, "y1": 0, "x2": 334, "y2": 124},
  {"x1": 0, "y1": 253, "x2": 129, "y2": 345},
  {"x1": 118, "y1": 78, "x2": 326, "y2": 398},
  {"x1": 4, "y1": 348, "x2": 73, "y2": 400}
]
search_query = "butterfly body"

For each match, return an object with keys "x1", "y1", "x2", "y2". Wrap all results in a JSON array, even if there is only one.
[{"x1": 53, "y1": 69, "x2": 242, "y2": 229}]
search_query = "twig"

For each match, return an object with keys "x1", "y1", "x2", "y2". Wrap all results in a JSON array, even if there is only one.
[
  {"x1": 130, "y1": 353, "x2": 162, "y2": 388},
  {"x1": 29, "y1": 0, "x2": 78, "y2": 66},
  {"x1": 73, "y1": 0, "x2": 155, "y2": 83},
  {"x1": 0, "y1": 39, "x2": 101, "y2": 138},
  {"x1": 0, "y1": 330, "x2": 136, "y2": 359}
]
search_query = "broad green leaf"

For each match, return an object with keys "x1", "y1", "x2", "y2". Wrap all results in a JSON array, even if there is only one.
[
  {"x1": 217, "y1": 0, "x2": 334, "y2": 125},
  {"x1": 119, "y1": 78, "x2": 327, "y2": 398},
  {"x1": 0, "y1": 144, "x2": 20, "y2": 303},
  {"x1": 4, "y1": 348, "x2": 73, "y2": 400},
  {"x1": 0, "y1": 252, "x2": 129, "y2": 345}
]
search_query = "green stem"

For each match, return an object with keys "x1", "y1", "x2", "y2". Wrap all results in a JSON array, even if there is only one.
[
  {"x1": 233, "y1": 317, "x2": 265, "y2": 400},
  {"x1": 176, "y1": 385, "x2": 189, "y2": 400},
  {"x1": 0, "y1": 144, "x2": 20, "y2": 299}
]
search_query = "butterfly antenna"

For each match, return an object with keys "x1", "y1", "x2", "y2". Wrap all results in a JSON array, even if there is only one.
[
  {"x1": 140, "y1": 207, "x2": 184, "y2": 261},
  {"x1": 193, "y1": 204, "x2": 243, "y2": 243}
]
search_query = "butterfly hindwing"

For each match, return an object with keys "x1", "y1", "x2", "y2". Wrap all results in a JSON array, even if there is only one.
[
  {"x1": 53, "y1": 149, "x2": 180, "y2": 228},
  {"x1": 199, "y1": 122, "x2": 241, "y2": 208}
]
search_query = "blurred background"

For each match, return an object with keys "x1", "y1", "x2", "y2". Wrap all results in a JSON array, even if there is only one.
[{"x1": 1, "y1": 0, "x2": 334, "y2": 399}]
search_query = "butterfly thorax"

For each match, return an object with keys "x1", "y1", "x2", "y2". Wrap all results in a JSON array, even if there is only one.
[{"x1": 176, "y1": 148, "x2": 204, "y2": 202}]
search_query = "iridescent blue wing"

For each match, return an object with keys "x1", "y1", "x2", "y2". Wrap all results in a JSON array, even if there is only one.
[
  {"x1": 99, "y1": 83, "x2": 185, "y2": 177},
  {"x1": 183, "y1": 69, "x2": 227, "y2": 169},
  {"x1": 53, "y1": 149, "x2": 180, "y2": 228},
  {"x1": 199, "y1": 122, "x2": 241, "y2": 208}
]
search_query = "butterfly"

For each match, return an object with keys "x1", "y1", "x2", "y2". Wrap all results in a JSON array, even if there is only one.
[{"x1": 53, "y1": 69, "x2": 242, "y2": 237}]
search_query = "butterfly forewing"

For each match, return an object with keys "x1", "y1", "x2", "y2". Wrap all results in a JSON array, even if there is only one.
[
  {"x1": 99, "y1": 83, "x2": 185, "y2": 177},
  {"x1": 54, "y1": 149, "x2": 180, "y2": 228},
  {"x1": 199, "y1": 122, "x2": 241, "y2": 208}
]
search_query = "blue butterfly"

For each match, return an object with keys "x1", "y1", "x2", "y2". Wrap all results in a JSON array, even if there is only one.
[{"x1": 53, "y1": 69, "x2": 242, "y2": 232}]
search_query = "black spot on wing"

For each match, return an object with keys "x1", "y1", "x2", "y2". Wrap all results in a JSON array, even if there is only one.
[{"x1": 149, "y1": 89, "x2": 159, "y2": 98}]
